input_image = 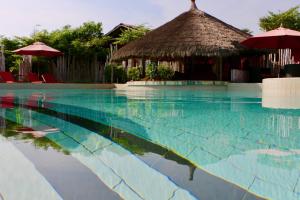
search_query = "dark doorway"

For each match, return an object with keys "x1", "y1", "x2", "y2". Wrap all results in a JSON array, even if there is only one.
[{"x1": 184, "y1": 58, "x2": 217, "y2": 80}]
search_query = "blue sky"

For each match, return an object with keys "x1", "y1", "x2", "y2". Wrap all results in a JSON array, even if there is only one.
[{"x1": 0, "y1": 0, "x2": 299, "y2": 37}]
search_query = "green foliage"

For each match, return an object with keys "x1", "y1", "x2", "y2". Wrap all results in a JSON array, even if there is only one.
[
  {"x1": 2, "y1": 120, "x2": 68, "y2": 155},
  {"x1": 44, "y1": 21, "x2": 109, "y2": 58},
  {"x1": 0, "y1": 21, "x2": 110, "y2": 72},
  {"x1": 114, "y1": 25, "x2": 150, "y2": 45},
  {"x1": 9, "y1": 56, "x2": 22, "y2": 73},
  {"x1": 104, "y1": 64, "x2": 127, "y2": 83},
  {"x1": 127, "y1": 67, "x2": 141, "y2": 81},
  {"x1": 240, "y1": 28, "x2": 253, "y2": 35},
  {"x1": 0, "y1": 37, "x2": 23, "y2": 71},
  {"x1": 145, "y1": 63, "x2": 174, "y2": 80},
  {"x1": 157, "y1": 65, "x2": 175, "y2": 80},
  {"x1": 260, "y1": 6, "x2": 300, "y2": 31},
  {"x1": 145, "y1": 63, "x2": 158, "y2": 80}
]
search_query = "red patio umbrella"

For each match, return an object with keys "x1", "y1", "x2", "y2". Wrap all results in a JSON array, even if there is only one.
[
  {"x1": 13, "y1": 42, "x2": 63, "y2": 57},
  {"x1": 241, "y1": 27, "x2": 300, "y2": 49},
  {"x1": 13, "y1": 42, "x2": 63, "y2": 78}
]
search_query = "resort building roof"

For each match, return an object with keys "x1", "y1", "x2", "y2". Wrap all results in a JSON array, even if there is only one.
[
  {"x1": 112, "y1": 0, "x2": 250, "y2": 61},
  {"x1": 105, "y1": 23, "x2": 137, "y2": 39}
]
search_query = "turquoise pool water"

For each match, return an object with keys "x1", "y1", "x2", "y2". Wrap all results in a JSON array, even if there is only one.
[{"x1": 0, "y1": 88, "x2": 299, "y2": 200}]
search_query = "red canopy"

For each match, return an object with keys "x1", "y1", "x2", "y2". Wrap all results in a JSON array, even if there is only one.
[
  {"x1": 241, "y1": 27, "x2": 300, "y2": 49},
  {"x1": 13, "y1": 42, "x2": 63, "y2": 57}
]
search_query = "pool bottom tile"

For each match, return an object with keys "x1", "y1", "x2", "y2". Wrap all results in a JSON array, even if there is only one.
[
  {"x1": 170, "y1": 189, "x2": 197, "y2": 200},
  {"x1": 205, "y1": 158, "x2": 255, "y2": 191},
  {"x1": 0, "y1": 135, "x2": 63, "y2": 200},
  {"x1": 114, "y1": 181, "x2": 143, "y2": 200},
  {"x1": 149, "y1": 151, "x2": 261, "y2": 200},
  {"x1": 227, "y1": 150, "x2": 300, "y2": 193},
  {"x1": 249, "y1": 178, "x2": 300, "y2": 200},
  {"x1": 187, "y1": 147, "x2": 220, "y2": 166},
  {"x1": 94, "y1": 144, "x2": 196, "y2": 200}
]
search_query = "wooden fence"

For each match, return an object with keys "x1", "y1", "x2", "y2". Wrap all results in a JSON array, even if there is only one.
[{"x1": 52, "y1": 55, "x2": 105, "y2": 83}]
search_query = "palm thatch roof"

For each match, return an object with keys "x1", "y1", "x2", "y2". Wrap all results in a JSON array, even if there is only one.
[{"x1": 112, "y1": 0, "x2": 250, "y2": 61}]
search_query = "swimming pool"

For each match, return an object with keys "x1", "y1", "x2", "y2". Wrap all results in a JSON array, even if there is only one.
[{"x1": 0, "y1": 88, "x2": 299, "y2": 200}]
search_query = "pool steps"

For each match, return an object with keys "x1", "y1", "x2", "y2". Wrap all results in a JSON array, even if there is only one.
[
  {"x1": 0, "y1": 135, "x2": 62, "y2": 200},
  {"x1": 4, "y1": 108, "x2": 197, "y2": 200}
]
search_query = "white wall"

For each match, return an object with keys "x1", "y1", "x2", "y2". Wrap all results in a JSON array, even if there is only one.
[{"x1": 262, "y1": 78, "x2": 300, "y2": 109}]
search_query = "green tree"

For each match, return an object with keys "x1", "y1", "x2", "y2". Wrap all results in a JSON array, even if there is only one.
[
  {"x1": 260, "y1": 6, "x2": 300, "y2": 31},
  {"x1": 114, "y1": 25, "x2": 150, "y2": 45},
  {"x1": 0, "y1": 37, "x2": 23, "y2": 72},
  {"x1": 240, "y1": 28, "x2": 253, "y2": 35},
  {"x1": 0, "y1": 21, "x2": 110, "y2": 72},
  {"x1": 104, "y1": 64, "x2": 127, "y2": 83}
]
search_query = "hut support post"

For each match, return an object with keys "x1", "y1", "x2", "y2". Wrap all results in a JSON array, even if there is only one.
[
  {"x1": 111, "y1": 63, "x2": 114, "y2": 83},
  {"x1": 141, "y1": 59, "x2": 146, "y2": 78},
  {"x1": 219, "y1": 57, "x2": 223, "y2": 81}
]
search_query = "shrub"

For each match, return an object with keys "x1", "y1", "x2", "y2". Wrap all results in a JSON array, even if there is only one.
[
  {"x1": 157, "y1": 65, "x2": 175, "y2": 80},
  {"x1": 145, "y1": 63, "x2": 158, "y2": 80},
  {"x1": 145, "y1": 63, "x2": 175, "y2": 80},
  {"x1": 104, "y1": 64, "x2": 127, "y2": 83},
  {"x1": 127, "y1": 67, "x2": 141, "y2": 81}
]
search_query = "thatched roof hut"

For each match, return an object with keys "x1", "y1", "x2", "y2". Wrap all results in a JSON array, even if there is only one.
[{"x1": 112, "y1": 0, "x2": 250, "y2": 61}]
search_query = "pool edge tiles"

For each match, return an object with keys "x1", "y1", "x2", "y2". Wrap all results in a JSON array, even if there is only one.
[
  {"x1": 0, "y1": 135, "x2": 62, "y2": 200},
  {"x1": 4, "y1": 108, "x2": 197, "y2": 200}
]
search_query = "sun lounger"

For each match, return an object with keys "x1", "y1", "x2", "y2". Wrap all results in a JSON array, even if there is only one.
[
  {"x1": 41, "y1": 73, "x2": 59, "y2": 83},
  {"x1": 0, "y1": 72, "x2": 17, "y2": 83},
  {"x1": 27, "y1": 72, "x2": 43, "y2": 83}
]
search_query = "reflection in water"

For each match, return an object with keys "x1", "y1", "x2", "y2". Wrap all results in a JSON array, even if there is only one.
[
  {"x1": 0, "y1": 114, "x2": 68, "y2": 154},
  {"x1": 0, "y1": 109, "x2": 5, "y2": 135},
  {"x1": 0, "y1": 98, "x2": 265, "y2": 200},
  {"x1": 1, "y1": 100, "x2": 198, "y2": 182},
  {"x1": 189, "y1": 166, "x2": 196, "y2": 181},
  {"x1": 15, "y1": 127, "x2": 60, "y2": 138},
  {"x1": 0, "y1": 89, "x2": 298, "y2": 200},
  {"x1": 267, "y1": 114, "x2": 299, "y2": 138},
  {"x1": 0, "y1": 93, "x2": 14, "y2": 109},
  {"x1": 254, "y1": 149, "x2": 300, "y2": 157}
]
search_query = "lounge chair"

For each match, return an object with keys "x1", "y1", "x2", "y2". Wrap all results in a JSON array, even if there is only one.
[
  {"x1": 41, "y1": 73, "x2": 59, "y2": 83},
  {"x1": 0, "y1": 72, "x2": 17, "y2": 83},
  {"x1": 27, "y1": 72, "x2": 43, "y2": 83}
]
